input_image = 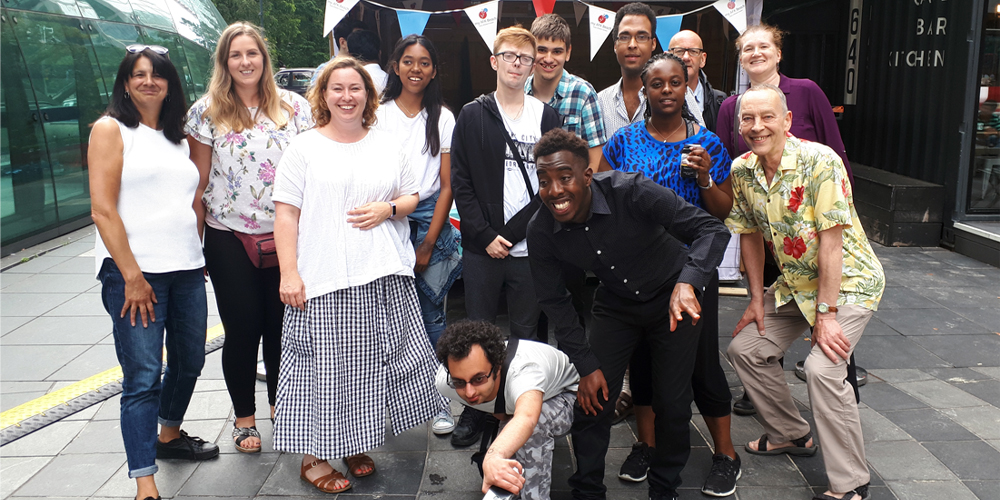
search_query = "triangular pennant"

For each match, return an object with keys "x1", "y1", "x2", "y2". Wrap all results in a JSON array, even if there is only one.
[
  {"x1": 397, "y1": 9, "x2": 431, "y2": 37},
  {"x1": 654, "y1": 14, "x2": 683, "y2": 48},
  {"x1": 400, "y1": 0, "x2": 422, "y2": 10},
  {"x1": 323, "y1": 0, "x2": 360, "y2": 36},
  {"x1": 573, "y1": 1, "x2": 586, "y2": 27},
  {"x1": 464, "y1": 0, "x2": 500, "y2": 50},
  {"x1": 587, "y1": 4, "x2": 615, "y2": 61},
  {"x1": 448, "y1": 0, "x2": 464, "y2": 26},
  {"x1": 531, "y1": 0, "x2": 556, "y2": 17},
  {"x1": 712, "y1": 0, "x2": 747, "y2": 34}
]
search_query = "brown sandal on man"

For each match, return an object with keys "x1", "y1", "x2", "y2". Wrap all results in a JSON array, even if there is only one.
[
  {"x1": 300, "y1": 459, "x2": 352, "y2": 493},
  {"x1": 343, "y1": 453, "x2": 376, "y2": 477}
]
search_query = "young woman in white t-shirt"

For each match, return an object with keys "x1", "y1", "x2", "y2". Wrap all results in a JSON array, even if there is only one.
[{"x1": 376, "y1": 35, "x2": 462, "y2": 436}]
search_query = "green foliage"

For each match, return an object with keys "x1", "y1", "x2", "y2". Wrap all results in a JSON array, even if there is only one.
[{"x1": 213, "y1": 0, "x2": 330, "y2": 69}]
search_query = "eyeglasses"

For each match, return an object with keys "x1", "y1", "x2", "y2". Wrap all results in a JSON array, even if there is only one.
[
  {"x1": 446, "y1": 366, "x2": 497, "y2": 390},
  {"x1": 495, "y1": 51, "x2": 535, "y2": 66},
  {"x1": 126, "y1": 44, "x2": 169, "y2": 55},
  {"x1": 668, "y1": 47, "x2": 705, "y2": 57},
  {"x1": 616, "y1": 33, "x2": 652, "y2": 44}
]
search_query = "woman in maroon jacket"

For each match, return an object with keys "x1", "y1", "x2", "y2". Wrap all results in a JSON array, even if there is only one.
[{"x1": 716, "y1": 24, "x2": 853, "y2": 185}]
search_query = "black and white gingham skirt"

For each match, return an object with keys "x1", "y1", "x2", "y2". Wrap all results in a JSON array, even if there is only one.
[{"x1": 273, "y1": 274, "x2": 443, "y2": 459}]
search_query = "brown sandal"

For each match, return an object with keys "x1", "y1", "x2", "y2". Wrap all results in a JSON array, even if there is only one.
[
  {"x1": 343, "y1": 453, "x2": 376, "y2": 477},
  {"x1": 300, "y1": 459, "x2": 352, "y2": 493}
]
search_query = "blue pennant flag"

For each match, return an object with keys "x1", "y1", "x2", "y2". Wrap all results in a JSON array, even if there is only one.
[
  {"x1": 397, "y1": 10, "x2": 431, "y2": 38},
  {"x1": 655, "y1": 14, "x2": 683, "y2": 48}
]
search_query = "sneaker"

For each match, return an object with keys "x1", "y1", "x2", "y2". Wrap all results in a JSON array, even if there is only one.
[
  {"x1": 732, "y1": 392, "x2": 756, "y2": 416},
  {"x1": 450, "y1": 406, "x2": 487, "y2": 447},
  {"x1": 618, "y1": 442, "x2": 654, "y2": 482},
  {"x1": 156, "y1": 430, "x2": 220, "y2": 460},
  {"x1": 702, "y1": 452, "x2": 741, "y2": 497},
  {"x1": 432, "y1": 408, "x2": 456, "y2": 435}
]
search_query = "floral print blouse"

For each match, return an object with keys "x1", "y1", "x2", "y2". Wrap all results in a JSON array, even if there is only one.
[
  {"x1": 725, "y1": 135, "x2": 885, "y2": 325},
  {"x1": 184, "y1": 90, "x2": 313, "y2": 234}
]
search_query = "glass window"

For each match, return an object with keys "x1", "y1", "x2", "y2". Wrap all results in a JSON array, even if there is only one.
[
  {"x1": 74, "y1": 0, "x2": 136, "y2": 23},
  {"x1": 3, "y1": 0, "x2": 82, "y2": 18},
  {"x1": 1, "y1": 12, "x2": 60, "y2": 246},
  {"x1": 971, "y1": 7, "x2": 1000, "y2": 212},
  {"x1": 181, "y1": 37, "x2": 210, "y2": 98},
  {"x1": 129, "y1": 0, "x2": 174, "y2": 32}
]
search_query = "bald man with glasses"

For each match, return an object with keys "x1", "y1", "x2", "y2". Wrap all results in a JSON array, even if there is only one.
[{"x1": 668, "y1": 30, "x2": 727, "y2": 133}]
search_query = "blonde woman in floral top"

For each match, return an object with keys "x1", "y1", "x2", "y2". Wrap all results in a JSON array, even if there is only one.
[{"x1": 185, "y1": 22, "x2": 313, "y2": 454}]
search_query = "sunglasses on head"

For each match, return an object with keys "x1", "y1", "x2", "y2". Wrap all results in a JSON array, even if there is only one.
[{"x1": 126, "y1": 44, "x2": 169, "y2": 55}]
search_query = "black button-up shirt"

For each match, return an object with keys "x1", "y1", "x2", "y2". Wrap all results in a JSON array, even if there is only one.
[{"x1": 527, "y1": 171, "x2": 730, "y2": 377}]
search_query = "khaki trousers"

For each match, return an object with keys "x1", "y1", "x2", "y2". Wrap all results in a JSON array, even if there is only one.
[{"x1": 727, "y1": 288, "x2": 872, "y2": 492}]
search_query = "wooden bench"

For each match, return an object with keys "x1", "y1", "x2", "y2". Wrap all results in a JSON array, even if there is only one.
[{"x1": 852, "y1": 164, "x2": 945, "y2": 247}]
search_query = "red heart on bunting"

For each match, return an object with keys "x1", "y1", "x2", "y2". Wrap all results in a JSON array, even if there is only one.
[{"x1": 531, "y1": 0, "x2": 556, "y2": 17}]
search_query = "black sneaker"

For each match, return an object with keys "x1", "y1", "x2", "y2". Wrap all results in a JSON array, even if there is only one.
[
  {"x1": 702, "y1": 452, "x2": 741, "y2": 497},
  {"x1": 450, "y1": 406, "x2": 487, "y2": 447},
  {"x1": 156, "y1": 430, "x2": 220, "y2": 460},
  {"x1": 732, "y1": 393, "x2": 756, "y2": 416},
  {"x1": 619, "y1": 442, "x2": 654, "y2": 482}
]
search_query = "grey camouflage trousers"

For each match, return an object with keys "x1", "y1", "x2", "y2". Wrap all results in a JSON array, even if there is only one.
[{"x1": 502, "y1": 392, "x2": 576, "y2": 500}]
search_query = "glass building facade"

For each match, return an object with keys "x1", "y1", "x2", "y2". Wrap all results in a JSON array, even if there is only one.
[{"x1": 1, "y1": 0, "x2": 226, "y2": 253}]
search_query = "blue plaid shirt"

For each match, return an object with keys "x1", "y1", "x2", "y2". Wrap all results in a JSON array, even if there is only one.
[{"x1": 526, "y1": 70, "x2": 607, "y2": 148}]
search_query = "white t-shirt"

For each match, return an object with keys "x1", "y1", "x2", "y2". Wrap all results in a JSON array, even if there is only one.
[
  {"x1": 435, "y1": 339, "x2": 580, "y2": 415},
  {"x1": 374, "y1": 101, "x2": 455, "y2": 201},
  {"x1": 364, "y1": 63, "x2": 389, "y2": 96},
  {"x1": 497, "y1": 93, "x2": 545, "y2": 257},
  {"x1": 92, "y1": 118, "x2": 205, "y2": 276},
  {"x1": 271, "y1": 128, "x2": 419, "y2": 300}
]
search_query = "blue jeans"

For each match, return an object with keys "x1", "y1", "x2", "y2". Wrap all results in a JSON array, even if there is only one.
[
  {"x1": 98, "y1": 258, "x2": 207, "y2": 478},
  {"x1": 416, "y1": 283, "x2": 446, "y2": 347}
]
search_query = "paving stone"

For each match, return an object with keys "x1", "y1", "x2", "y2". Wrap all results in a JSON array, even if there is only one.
[
  {"x1": 0, "y1": 316, "x2": 33, "y2": 335},
  {"x1": 908, "y1": 335, "x2": 1000, "y2": 368},
  {"x1": 858, "y1": 382, "x2": 929, "y2": 411},
  {"x1": 0, "y1": 293, "x2": 76, "y2": 318},
  {"x1": 93, "y1": 458, "x2": 198, "y2": 498},
  {"x1": 875, "y1": 310, "x2": 990, "y2": 336},
  {"x1": 0, "y1": 316, "x2": 111, "y2": 346},
  {"x1": 180, "y1": 390, "x2": 235, "y2": 421},
  {"x1": 420, "y1": 450, "x2": 488, "y2": 493},
  {"x1": 925, "y1": 367, "x2": 996, "y2": 383},
  {"x1": 339, "y1": 496, "x2": 416, "y2": 500},
  {"x1": 0, "y1": 457, "x2": 52, "y2": 498},
  {"x1": 345, "y1": 451, "x2": 425, "y2": 495},
  {"x1": 193, "y1": 379, "x2": 229, "y2": 392},
  {"x1": 726, "y1": 452, "x2": 805, "y2": 487},
  {"x1": 938, "y1": 406, "x2": 1000, "y2": 440},
  {"x1": 851, "y1": 336, "x2": 949, "y2": 370},
  {"x1": 885, "y1": 480, "x2": 979, "y2": 500},
  {"x1": 895, "y1": 379, "x2": 989, "y2": 408},
  {"x1": 859, "y1": 407, "x2": 912, "y2": 442},
  {"x1": 731, "y1": 486, "x2": 815, "y2": 499},
  {"x1": 963, "y1": 480, "x2": 1000, "y2": 500},
  {"x1": 866, "y1": 441, "x2": 956, "y2": 481},
  {"x1": 790, "y1": 450, "x2": 883, "y2": 487},
  {"x1": 39, "y1": 257, "x2": 93, "y2": 275},
  {"x1": 371, "y1": 421, "x2": 428, "y2": 453},
  {"x1": 867, "y1": 485, "x2": 900, "y2": 500},
  {"x1": 0, "y1": 391, "x2": 49, "y2": 412},
  {"x1": 881, "y1": 409, "x2": 978, "y2": 442},
  {"x1": 175, "y1": 452, "x2": 277, "y2": 497},
  {"x1": 44, "y1": 344, "x2": 119, "y2": 382},
  {"x1": 876, "y1": 289, "x2": 944, "y2": 310},
  {"x1": 257, "y1": 452, "x2": 346, "y2": 498},
  {"x1": 971, "y1": 367, "x2": 1000, "y2": 379},
  {"x1": 922, "y1": 441, "x2": 1000, "y2": 480},
  {"x1": 61, "y1": 403, "x2": 100, "y2": 421},
  {"x1": 42, "y1": 293, "x2": 106, "y2": 317},
  {"x1": 92, "y1": 395, "x2": 121, "y2": 421},
  {"x1": 3, "y1": 256, "x2": 74, "y2": 274},
  {"x1": 2, "y1": 273, "x2": 97, "y2": 294},
  {"x1": 60, "y1": 420, "x2": 126, "y2": 454},
  {"x1": 949, "y1": 379, "x2": 1000, "y2": 407},
  {"x1": 44, "y1": 240, "x2": 96, "y2": 257},
  {"x1": 13, "y1": 452, "x2": 125, "y2": 496},
  {"x1": 951, "y1": 308, "x2": 1000, "y2": 332},
  {"x1": 858, "y1": 318, "x2": 903, "y2": 336},
  {"x1": 0, "y1": 381, "x2": 54, "y2": 395},
  {"x1": 0, "y1": 420, "x2": 87, "y2": 457},
  {"x1": 914, "y1": 287, "x2": 1000, "y2": 311},
  {"x1": 867, "y1": 369, "x2": 936, "y2": 384},
  {"x1": 1, "y1": 272, "x2": 34, "y2": 289}
]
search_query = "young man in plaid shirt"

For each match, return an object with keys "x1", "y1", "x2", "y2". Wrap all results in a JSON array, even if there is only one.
[{"x1": 526, "y1": 14, "x2": 607, "y2": 171}]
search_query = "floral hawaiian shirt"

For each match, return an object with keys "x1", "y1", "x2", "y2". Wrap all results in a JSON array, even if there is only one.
[
  {"x1": 725, "y1": 135, "x2": 885, "y2": 325},
  {"x1": 184, "y1": 90, "x2": 313, "y2": 234}
]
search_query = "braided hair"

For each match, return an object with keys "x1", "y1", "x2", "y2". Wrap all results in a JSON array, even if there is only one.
[{"x1": 640, "y1": 52, "x2": 699, "y2": 123}]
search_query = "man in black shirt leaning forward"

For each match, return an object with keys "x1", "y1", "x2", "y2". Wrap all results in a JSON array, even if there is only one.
[{"x1": 527, "y1": 129, "x2": 730, "y2": 500}]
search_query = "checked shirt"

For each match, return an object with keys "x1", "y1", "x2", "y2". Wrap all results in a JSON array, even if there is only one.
[{"x1": 526, "y1": 70, "x2": 607, "y2": 148}]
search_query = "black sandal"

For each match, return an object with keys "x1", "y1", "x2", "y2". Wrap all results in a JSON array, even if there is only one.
[
  {"x1": 812, "y1": 483, "x2": 870, "y2": 500},
  {"x1": 746, "y1": 431, "x2": 817, "y2": 456},
  {"x1": 232, "y1": 425, "x2": 261, "y2": 453}
]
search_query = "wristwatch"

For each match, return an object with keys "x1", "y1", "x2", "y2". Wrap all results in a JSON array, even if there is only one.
[
  {"x1": 389, "y1": 201, "x2": 396, "y2": 217},
  {"x1": 698, "y1": 175, "x2": 714, "y2": 190},
  {"x1": 816, "y1": 302, "x2": 839, "y2": 314}
]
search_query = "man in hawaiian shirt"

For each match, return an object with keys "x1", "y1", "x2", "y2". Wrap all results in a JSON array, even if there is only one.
[{"x1": 725, "y1": 84, "x2": 885, "y2": 500}]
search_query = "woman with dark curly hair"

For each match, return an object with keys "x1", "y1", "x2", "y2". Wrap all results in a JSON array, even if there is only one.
[{"x1": 271, "y1": 56, "x2": 444, "y2": 494}]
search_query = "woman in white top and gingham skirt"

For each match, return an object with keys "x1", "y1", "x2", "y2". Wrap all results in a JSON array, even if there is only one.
[{"x1": 271, "y1": 56, "x2": 444, "y2": 494}]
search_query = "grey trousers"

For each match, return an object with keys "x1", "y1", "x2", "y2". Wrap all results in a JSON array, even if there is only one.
[
  {"x1": 501, "y1": 392, "x2": 576, "y2": 500},
  {"x1": 727, "y1": 288, "x2": 873, "y2": 492}
]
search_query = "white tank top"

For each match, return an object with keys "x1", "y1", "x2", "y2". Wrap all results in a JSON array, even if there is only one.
[{"x1": 93, "y1": 117, "x2": 205, "y2": 275}]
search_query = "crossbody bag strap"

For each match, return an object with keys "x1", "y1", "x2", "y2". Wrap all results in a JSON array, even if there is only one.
[{"x1": 494, "y1": 113, "x2": 536, "y2": 196}]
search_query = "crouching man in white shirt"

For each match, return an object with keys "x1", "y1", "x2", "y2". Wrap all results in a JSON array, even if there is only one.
[{"x1": 435, "y1": 320, "x2": 580, "y2": 500}]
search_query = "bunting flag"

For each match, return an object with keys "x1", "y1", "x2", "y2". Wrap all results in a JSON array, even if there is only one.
[
  {"x1": 397, "y1": 9, "x2": 431, "y2": 37},
  {"x1": 400, "y1": 0, "x2": 421, "y2": 9},
  {"x1": 464, "y1": 0, "x2": 500, "y2": 50},
  {"x1": 655, "y1": 14, "x2": 683, "y2": 47},
  {"x1": 324, "y1": 0, "x2": 361, "y2": 36},
  {"x1": 587, "y1": 4, "x2": 615, "y2": 60},
  {"x1": 712, "y1": 0, "x2": 747, "y2": 34},
  {"x1": 573, "y1": 1, "x2": 587, "y2": 27},
  {"x1": 531, "y1": 0, "x2": 556, "y2": 17}
]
